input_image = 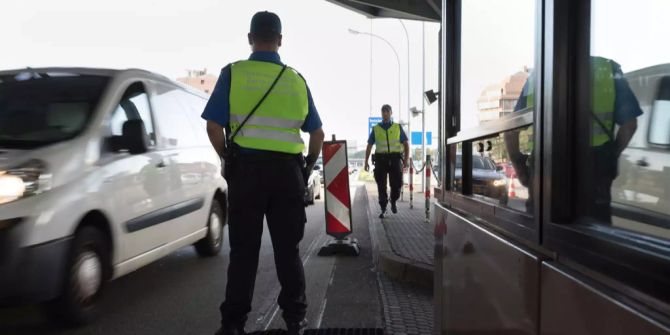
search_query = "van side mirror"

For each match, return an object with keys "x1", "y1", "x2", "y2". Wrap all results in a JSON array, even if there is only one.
[{"x1": 122, "y1": 119, "x2": 149, "y2": 154}]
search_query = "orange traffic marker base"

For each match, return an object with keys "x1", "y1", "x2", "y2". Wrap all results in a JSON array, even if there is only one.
[{"x1": 318, "y1": 237, "x2": 360, "y2": 256}]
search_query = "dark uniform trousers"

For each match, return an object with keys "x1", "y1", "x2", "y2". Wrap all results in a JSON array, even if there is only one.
[
  {"x1": 588, "y1": 142, "x2": 618, "y2": 224},
  {"x1": 221, "y1": 153, "x2": 307, "y2": 326},
  {"x1": 373, "y1": 153, "x2": 403, "y2": 210}
]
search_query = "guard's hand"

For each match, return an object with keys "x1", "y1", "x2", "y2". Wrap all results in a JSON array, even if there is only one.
[
  {"x1": 403, "y1": 159, "x2": 408, "y2": 169},
  {"x1": 364, "y1": 162, "x2": 370, "y2": 172},
  {"x1": 302, "y1": 167, "x2": 309, "y2": 185}
]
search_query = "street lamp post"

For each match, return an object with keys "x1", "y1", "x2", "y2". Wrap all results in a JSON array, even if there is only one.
[
  {"x1": 349, "y1": 28, "x2": 401, "y2": 124},
  {"x1": 398, "y1": 20, "x2": 410, "y2": 156},
  {"x1": 411, "y1": 106, "x2": 425, "y2": 187},
  {"x1": 398, "y1": 20, "x2": 411, "y2": 202},
  {"x1": 421, "y1": 22, "x2": 426, "y2": 192}
]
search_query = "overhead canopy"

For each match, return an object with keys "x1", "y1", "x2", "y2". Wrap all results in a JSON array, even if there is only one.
[{"x1": 326, "y1": 0, "x2": 440, "y2": 22}]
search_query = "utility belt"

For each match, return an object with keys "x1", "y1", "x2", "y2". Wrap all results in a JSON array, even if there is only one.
[
  {"x1": 227, "y1": 143, "x2": 301, "y2": 163},
  {"x1": 372, "y1": 152, "x2": 402, "y2": 164},
  {"x1": 223, "y1": 143, "x2": 302, "y2": 182},
  {"x1": 593, "y1": 141, "x2": 618, "y2": 181}
]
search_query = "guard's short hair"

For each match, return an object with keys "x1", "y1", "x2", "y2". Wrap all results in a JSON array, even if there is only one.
[{"x1": 381, "y1": 104, "x2": 392, "y2": 112}]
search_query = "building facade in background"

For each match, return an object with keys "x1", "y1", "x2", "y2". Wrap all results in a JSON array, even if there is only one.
[
  {"x1": 176, "y1": 68, "x2": 218, "y2": 94},
  {"x1": 477, "y1": 68, "x2": 530, "y2": 122}
]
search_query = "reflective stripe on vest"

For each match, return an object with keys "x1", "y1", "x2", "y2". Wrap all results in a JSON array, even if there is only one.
[
  {"x1": 524, "y1": 57, "x2": 615, "y2": 147},
  {"x1": 229, "y1": 60, "x2": 308, "y2": 154},
  {"x1": 373, "y1": 123, "x2": 403, "y2": 154}
]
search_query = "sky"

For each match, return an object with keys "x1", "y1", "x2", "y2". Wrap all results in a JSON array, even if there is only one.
[
  {"x1": 0, "y1": 0, "x2": 441, "y2": 151},
  {"x1": 2, "y1": 0, "x2": 669, "y2": 150},
  {"x1": 460, "y1": 0, "x2": 535, "y2": 131},
  {"x1": 591, "y1": 0, "x2": 670, "y2": 72}
]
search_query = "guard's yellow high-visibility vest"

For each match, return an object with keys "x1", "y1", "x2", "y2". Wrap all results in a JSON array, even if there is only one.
[
  {"x1": 229, "y1": 60, "x2": 308, "y2": 154},
  {"x1": 373, "y1": 123, "x2": 403, "y2": 154},
  {"x1": 524, "y1": 57, "x2": 615, "y2": 148},
  {"x1": 590, "y1": 57, "x2": 616, "y2": 147}
]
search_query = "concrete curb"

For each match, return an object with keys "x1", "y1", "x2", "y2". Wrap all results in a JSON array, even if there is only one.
[{"x1": 362, "y1": 184, "x2": 434, "y2": 290}]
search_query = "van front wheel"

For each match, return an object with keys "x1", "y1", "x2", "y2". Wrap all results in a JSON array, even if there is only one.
[
  {"x1": 194, "y1": 200, "x2": 225, "y2": 257},
  {"x1": 47, "y1": 226, "x2": 109, "y2": 326}
]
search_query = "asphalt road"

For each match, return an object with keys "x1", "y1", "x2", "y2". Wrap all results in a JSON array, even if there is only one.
[{"x1": 0, "y1": 184, "x2": 381, "y2": 335}]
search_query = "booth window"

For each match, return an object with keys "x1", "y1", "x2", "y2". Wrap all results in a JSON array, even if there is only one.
[{"x1": 575, "y1": 0, "x2": 670, "y2": 241}]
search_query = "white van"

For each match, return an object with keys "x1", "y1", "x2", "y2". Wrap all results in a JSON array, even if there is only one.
[
  {"x1": 0, "y1": 68, "x2": 227, "y2": 323},
  {"x1": 613, "y1": 64, "x2": 670, "y2": 238}
]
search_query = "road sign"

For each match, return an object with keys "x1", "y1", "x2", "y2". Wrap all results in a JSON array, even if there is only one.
[
  {"x1": 368, "y1": 117, "x2": 383, "y2": 135},
  {"x1": 411, "y1": 131, "x2": 433, "y2": 145},
  {"x1": 319, "y1": 140, "x2": 359, "y2": 256}
]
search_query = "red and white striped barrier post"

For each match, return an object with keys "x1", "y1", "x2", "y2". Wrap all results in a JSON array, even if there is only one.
[
  {"x1": 401, "y1": 166, "x2": 406, "y2": 202},
  {"x1": 425, "y1": 155, "x2": 432, "y2": 222},
  {"x1": 509, "y1": 171, "x2": 517, "y2": 198},
  {"x1": 409, "y1": 158, "x2": 414, "y2": 209},
  {"x1": 318, "y1": 135, "x2": 360, "y2": 256}
]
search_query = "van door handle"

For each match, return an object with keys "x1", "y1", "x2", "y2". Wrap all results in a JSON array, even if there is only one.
[
  {"x1": 636, "y1": 158, "x2": 649, "y2": 167},
  {"x1": 156, "y1": 160, "x2": 167, "y2": 168}
]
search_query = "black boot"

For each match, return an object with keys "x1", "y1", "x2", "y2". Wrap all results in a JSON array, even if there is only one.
[
  {"x1": 286, "y1": 318, "x2": 308, "y2": 335},
  {"x1": 391, "y1": 201, "x2": 397, "y2": 214},
  {"x1": 379, "y1": 207, "x2": 387, "y2": 219}
]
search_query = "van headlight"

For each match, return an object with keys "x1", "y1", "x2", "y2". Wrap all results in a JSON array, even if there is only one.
[
  {"x1": 0, "y1": 160, "x2": 52, "y2": 205},
  {"x1": 492, "y1": 179, "x2": 506, "y2": 187}
]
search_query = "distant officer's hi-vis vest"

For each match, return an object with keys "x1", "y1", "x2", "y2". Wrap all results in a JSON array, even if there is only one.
[
  {"x1": 524, "y1": 57, "x2": 616, "y2": 148},
  {"x1": 229, "y1": 60, "x2": 308, "y2": 154},
  {"x1": 373, "y1": 123, "x2": 403, "y2": 154}
]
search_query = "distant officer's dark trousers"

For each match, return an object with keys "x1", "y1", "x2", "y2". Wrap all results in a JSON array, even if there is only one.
[
  {"x1": 220, "y1": 153, "x2": 307, "y2": 326},
  {"x1": 373, "y1": 153, "x2": 403, "y2": 210}
]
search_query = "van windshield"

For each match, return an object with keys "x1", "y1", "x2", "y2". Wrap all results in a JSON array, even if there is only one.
[{"x1": 0, "y1": 72, "x2": 109, "y2": 149}]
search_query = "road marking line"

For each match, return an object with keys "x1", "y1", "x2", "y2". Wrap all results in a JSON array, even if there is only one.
[{"x1": 262, "y1": 233, "x2": 327, "y2": 330}]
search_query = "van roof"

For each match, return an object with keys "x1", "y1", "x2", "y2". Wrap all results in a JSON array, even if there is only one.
[{"x1": 0, "y1": 67, "x2": 209, "y2": 99}]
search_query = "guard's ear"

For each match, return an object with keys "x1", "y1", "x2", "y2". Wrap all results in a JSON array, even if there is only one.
[
  {"x1": 277, "y1": 34, "x2": 283, "y2": 47},
  {"x1": 248, "y1": 33, "x2": 253, "y2": 45}
]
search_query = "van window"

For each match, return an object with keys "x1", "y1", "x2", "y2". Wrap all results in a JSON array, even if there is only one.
[
  {"x1": 472, "y1": 156, "x2": 485, "y2": 170},
  {"x1": 152, "y1": 84, "x2": 198, "y2": 148},
  {"x1": 0, "y1": 73, "x2": 108, "y2": 149},
  {"x1": 576, "y1": 0, "x2": 670, "y2": 239},
  {"x1": 110, "y1": 82, "x2": 155, "y2": 146},
  {"x1": 176, "y1": 90, "x2": 209, "y2": 145}
]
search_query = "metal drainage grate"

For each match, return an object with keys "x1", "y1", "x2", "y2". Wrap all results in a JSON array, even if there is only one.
[
  {"x1": 304, "y1": 330, "x2": 385, "y2": 335},
  {"x1": 247, "y1": 329, "x2": 385, "y2": 335}
]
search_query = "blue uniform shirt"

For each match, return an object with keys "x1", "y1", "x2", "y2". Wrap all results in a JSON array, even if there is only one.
[
  {"x1": 367, "y1": 120, "x2": 409, "y2": 145},
  {"x1": 201, "y1": 51, "x2": 323, "y2": 133},
  {"x1": 514, "y1": 64, "x2": 642, "y2": 125}
]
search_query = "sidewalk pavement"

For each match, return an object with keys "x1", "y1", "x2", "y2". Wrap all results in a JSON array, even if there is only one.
[{"x1": 365, "y1": 183, "x2": 434, "y2": 290}]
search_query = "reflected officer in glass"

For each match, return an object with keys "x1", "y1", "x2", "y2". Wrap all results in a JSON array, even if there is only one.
[
  {"x1": 507, "y1": 57, "x2": 642, "y2": 221},
  {"x1": 364, "y1": 104, "x2": 410, "y2": 218}
]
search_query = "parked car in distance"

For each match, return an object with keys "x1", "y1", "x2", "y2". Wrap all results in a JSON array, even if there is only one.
[
  {"x1": 454, "y1": 153, "x2": 508, "y2": 205},
  {"x1": 0, "y1": 67, "x2": 227, "y2": 325},
  {"x1": 304, "y1": 165, "x2": 322, "y2": 205},
  {"x1": 316, "y1": 157, "x2": 324, "y2": 184}
]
